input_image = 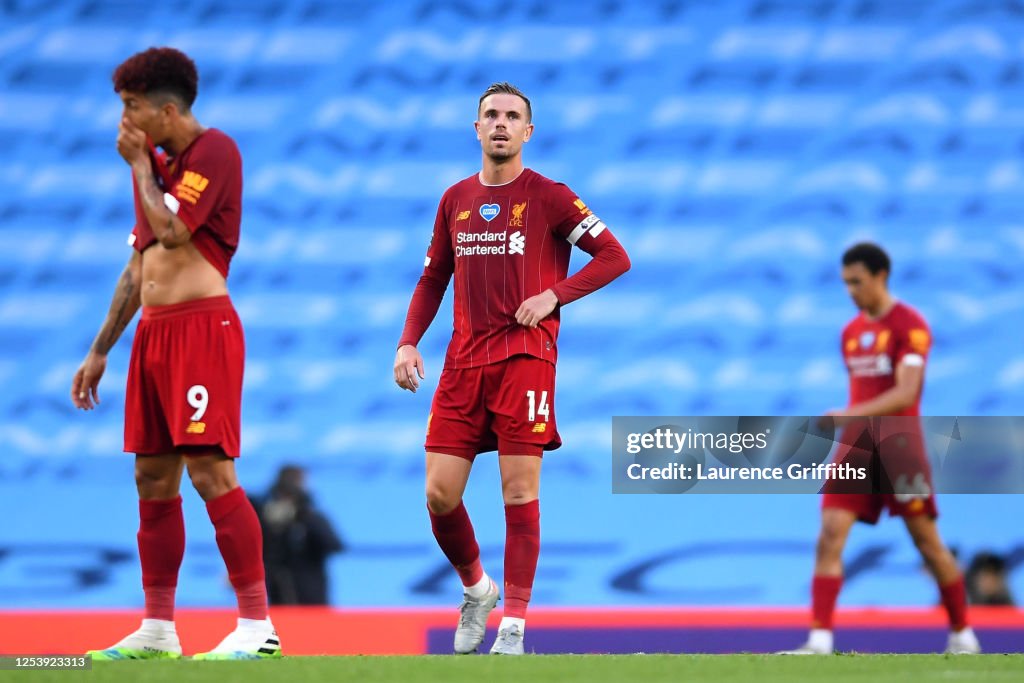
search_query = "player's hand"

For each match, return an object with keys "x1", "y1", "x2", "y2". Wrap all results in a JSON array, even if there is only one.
[
  {"x1": 394, "y1": 344, "x2": 425, "y2": 393},
  {"x1": 71, "y1": 352, "x2": 107, "y2": 410},
  {"x1": 515, "y1": 289, "x2": 559, "y2": 328},
  {"x1": 117, "y1": 117, "x2": 148, "y2": 165}
]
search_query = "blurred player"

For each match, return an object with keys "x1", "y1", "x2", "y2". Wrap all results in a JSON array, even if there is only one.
[
  {"x1": 782, "y1": 243, "x2": 979, "y2": 655},
  {"x1": 394, "y1": 82, "x2": 630, "y2": 654},
  {"x1": 71, "y1": 47, "x2": 280, "y2": 660}
]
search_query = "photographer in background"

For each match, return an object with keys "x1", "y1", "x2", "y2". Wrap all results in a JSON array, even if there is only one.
[
  {"x1": 254, "y1": 465, "x2": 344, "y2": 605},
  {"x1": 966, "y1": 552, "x2": 1015, "y2": 607}
]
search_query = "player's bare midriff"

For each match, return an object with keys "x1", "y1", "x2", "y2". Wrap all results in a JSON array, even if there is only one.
[{"x1": 140, "y1": 240, "x2": 227, "y2": 307}]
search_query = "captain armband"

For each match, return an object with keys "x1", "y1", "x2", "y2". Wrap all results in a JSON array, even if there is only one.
[{"x1": 566, "y1": 214, "x2": 606, "y2": 245}]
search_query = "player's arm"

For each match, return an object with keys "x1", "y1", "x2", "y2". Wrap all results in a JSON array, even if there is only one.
[
  {"x1": 118, "y1": 118, "x2": 192, "y2": 249},
  {"x1": 71, "y1": 250, "x2": 142, "y2": 410},
  {"x1": 394, "y1": 264, "x2": 452, "y2": 392},
  {"x1": 516, "y1": 209, "x2": 631, "y2": 328},
  {"x1": 548, "y1": 227, "x2": 630, "y2": 305},
  {"x1": 394, "y1": 202, "x2": 455, "y2": 392},
  {"x1": 830, "y1": 360, "x2": 924, "y2": 418}
]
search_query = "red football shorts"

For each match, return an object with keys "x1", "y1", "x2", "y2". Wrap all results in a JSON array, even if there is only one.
[
  {"x1": 124, "y1": 295, "x2": 244, "y2": 458},
  {"x1": 822, "y1": 417, "x2": 938, "y2": 524},
  {"x1": 425, "y1": 355, "x2": 561, "y2": 460}
]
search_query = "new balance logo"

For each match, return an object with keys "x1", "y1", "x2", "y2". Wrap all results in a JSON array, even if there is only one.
[{"x1": 508, "y1": 231, "x2": 525, "y2": 255}]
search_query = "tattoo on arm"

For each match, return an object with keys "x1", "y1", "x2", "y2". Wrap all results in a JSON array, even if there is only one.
[
  {"x1": 91, "y1": 263, "x2": 141, "y2": 355},
  {"x1": 134, "y1": 165, "x2": 188, "y2": 246}
]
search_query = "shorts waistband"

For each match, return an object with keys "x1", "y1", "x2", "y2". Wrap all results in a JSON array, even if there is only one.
[{"x1": 141, "y1": 295, "x2": 234, "y2": 321}]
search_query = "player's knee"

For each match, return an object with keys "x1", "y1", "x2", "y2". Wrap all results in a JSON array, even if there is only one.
[
  {"x1": 186, "y1": 468, "x2": 232, "y2": 501},
  {"x1": 425, "y1": 484, "x2": 459, "y2": 515},
  {"x1": 821, "y1": 512, "x2": 851, "y2": 540},
  {"x1": 134, "y1": 465, "x2": 176, "y2": 499},
  {"x1": 814, "y1": 535, "x2": 836, "y2": 562},
  {"x1": 816, "y1": 523, "x2": 846, "y2": 556},
  {"x1": 501, "y1": 487, "x2": 536, "y2": 506}
]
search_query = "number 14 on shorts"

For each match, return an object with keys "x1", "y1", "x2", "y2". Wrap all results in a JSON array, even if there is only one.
[{"x1": 526, "y1": 390, "x2": 549, "y2": 422}]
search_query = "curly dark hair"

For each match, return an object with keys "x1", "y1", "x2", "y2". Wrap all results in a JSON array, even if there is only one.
[
  {"x1": 842, "y1": 242, "x2": 891, "y2": 276},
  {"x1": 112, "y1": 47, "x2": 198, "y2": 110}
]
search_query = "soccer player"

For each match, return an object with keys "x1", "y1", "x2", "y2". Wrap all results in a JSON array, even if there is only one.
[
  {"x1": 782, "y1": 242, "x2": 979, "y2": 655},
  {"x1": 70, "y1": 47, "x2": 280, "y2": 660},
  {"x1": 393, "y1": 82, "x2": 630, "y2": 655}
]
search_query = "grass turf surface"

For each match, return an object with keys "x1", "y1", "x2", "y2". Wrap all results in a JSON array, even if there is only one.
[{"x1": 14, "y1": 654, "x2": 1024, "y2": 682}]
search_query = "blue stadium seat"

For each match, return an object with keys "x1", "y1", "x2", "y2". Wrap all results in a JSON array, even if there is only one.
[{"x1": 1, "y1": 0, "x2": 1022, "y2": 610}]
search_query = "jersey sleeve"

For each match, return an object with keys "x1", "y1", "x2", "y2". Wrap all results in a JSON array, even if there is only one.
[
  {"x1": 165, "y1": 133, "x2": 241, "y2": 234},
  {"x1": 398, "y1": 195, "x2": 455, "y2": 348},
  {"x1": 546, "y1": 183, "x2": 609, "y2": 250},
  {"x1": 894, "y1": 312, "x2": 931, "y2": 369},
  {"x1": 422, "y1": 194, "x2": 455, "y2": 278},
  {"x1": 544, "y1": 182, "x2": 630, "y2": 305}
]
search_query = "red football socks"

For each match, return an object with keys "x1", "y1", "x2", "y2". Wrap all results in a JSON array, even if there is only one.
[
  {"x1": 138, "y1": 496, "x2": 185, "y2": 621},
  {"x1": 206, "y1": 487, "x2": 268, "y2": 620},
  {"x1": 429, "y1": 501, "x2": 484, "y2": 586},
  {"x1": 503, "y1": 500, "x2": 540, "y2": 619},
  {"x1": 811, "y1": 575, "x2": 843, "y2": 630},
  {"x1": 939, "y1": 576, "x2": 969, "y2": 631}
]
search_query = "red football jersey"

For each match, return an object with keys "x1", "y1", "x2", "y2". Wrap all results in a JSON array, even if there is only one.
[
  {"x1": 129, "y1": 129, "x2": 242, "y2": 277},
  {"x1": 841, "y1": 301, "x2": 931, "y2": 416},
  {"x1": 399, "y1": 168, "x2": 628, "y2": 369}
]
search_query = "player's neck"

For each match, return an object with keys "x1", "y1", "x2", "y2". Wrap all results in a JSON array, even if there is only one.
[
  {"x1": 864, "y1": 294, "x2": 895, "y2": 320},
  {"x1": 161, "y1": 118, "x2": 206, "y2": 157},
  {"x1": 479, "y1": 157, "x2": 524, "y2": 186}
]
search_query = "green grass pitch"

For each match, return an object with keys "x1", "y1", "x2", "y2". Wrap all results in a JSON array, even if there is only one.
[{"x1": 15, "y1": 654, "x2": 1024, "y2": 683}]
